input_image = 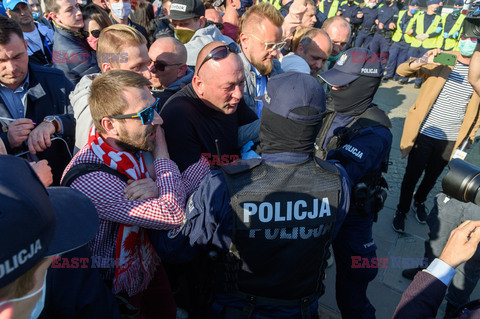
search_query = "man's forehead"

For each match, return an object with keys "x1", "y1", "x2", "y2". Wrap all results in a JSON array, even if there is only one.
[
  {"x1": 58, "y1": 0, "x2": 77, "y2": 9},
  {"x1": 0, "y1": 34, "x2": 25, "y2": 55}
]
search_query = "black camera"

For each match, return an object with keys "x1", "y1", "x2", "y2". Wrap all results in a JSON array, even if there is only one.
[
  {"x1": 442, "y1": 159, "x2": 480, "y2": 205},
  {"x1": 463, "y1": 3, "x2": 480, "y2": 39}
]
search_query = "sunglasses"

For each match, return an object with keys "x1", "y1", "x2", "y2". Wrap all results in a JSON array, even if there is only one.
[
  {"x1": 90, "y1": 29, "x2": 101, "y2": 38},
  {"x1": 196, "y1": 42, "x2": 240, "y2": 76},
  {"x1": 247, "y1": 33, "x2": 286, "y2": 52},
  {"x1": 109, "y1": 98, "x2": 160, "y2": 125},
  {"x1": 151, "y1": 60, "x2": 182, "y2": 72},
  {"x1": 207, "y1": 20, "x2": 224, "y2": 30}
]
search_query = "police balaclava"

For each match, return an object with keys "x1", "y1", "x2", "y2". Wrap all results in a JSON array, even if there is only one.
[
  {"x1": 329, "y1": 75, "x2": 381, "y2": 116},
  {"x1": 258, "y1": 72, "x2": 326, "y2": 155}
]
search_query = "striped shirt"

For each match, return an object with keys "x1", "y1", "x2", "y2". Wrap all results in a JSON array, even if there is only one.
[{"x1": 419, "y1": 61, "x2": 474, "y2": 141}]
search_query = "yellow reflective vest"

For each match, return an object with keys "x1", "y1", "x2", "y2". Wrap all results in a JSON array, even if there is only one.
[
  {"x1": 412, "y1": 13, "x2": 443, "y2": 49},
  {"x1": 392, "y1": 10, "x2": 419, "y2": 44},
  {"x1": 318, "y1": 0, "x2": 340, "y2": 18},
  {"x1": 442, "y1": 13, "x2": 465, "y2": 51}
]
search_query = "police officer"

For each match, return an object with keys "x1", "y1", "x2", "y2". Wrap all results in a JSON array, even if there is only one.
[
  {"x1": 442, "y1": 0, "x2": 465, "y2": 51},
  {"x1": 384, "y1": 0, "x2": 420, "y2": 82},
  {"x1": 337, "y1": 0, "x2": 363, "y2": 48},
  {"x1": 318, "y1": 0, "x2": 341, "y2": 19},
  {"x1": 369, "y1": 0, "x2": 399, "y2": 66},
  {"x1": 149, "y1": 72, "x2": 351, "y2": 319},
  {"x1": 354, "y1": 0, "x2": 379, "y2": 48},
  {"x1": 408, "y1": 0, "x2": 443, "y2": 88},
  {"x1": 318, "y1": 47, "x2": 393, "y2": 319}
]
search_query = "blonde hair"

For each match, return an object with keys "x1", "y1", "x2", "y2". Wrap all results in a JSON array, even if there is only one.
[
  {"x1": 89, "y1": 70, "x2": 151, "y2": 133},
  {"x1": 239, "y1": 2, "x2": 284, "y2": 35},
  {"x1": 97, "y1": 24, "x2": 147, "y2": 68},
  {"x1": 0, "y1": 259, "x2": 47, "y2": 301}
]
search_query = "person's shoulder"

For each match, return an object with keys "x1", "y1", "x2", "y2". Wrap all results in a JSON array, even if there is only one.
[
  {"x1": 161, "y1": 85, "x2": 198, "y2": 115},
  {"x1": 29, "y1": 63, "x2": 71, "y2": 81}
]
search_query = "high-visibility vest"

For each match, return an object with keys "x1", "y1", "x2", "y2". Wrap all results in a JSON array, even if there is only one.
[
  {"x1": 259, "y1": 0, "x2": 281, "y2": 10},
  {"x1": 414, "y1": 13, "x2": 443, "y2": 49},
  {"x1": 392, "y1": 10, "x2": 419, "y2": 44},
  {"x1": 340, "y1": 0, "x2": 361, "y2": 5},
  {"x1": 319, "y1": 0, "x2": 340, "y2": 18},
  {"x1": 442, "y1": 13, "x2": 465, "y2": 50}
]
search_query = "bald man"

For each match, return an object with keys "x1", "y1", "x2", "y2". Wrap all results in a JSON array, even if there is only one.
[
  {"x1": 160, "y1": 41, "x2": 258, "y2": 172},
  {"x1": 149, "y1": 37, "x2": 192, "y2": 104},
  {"x1": 322, "y1": 16, "x2": 351, "y2": 61}
]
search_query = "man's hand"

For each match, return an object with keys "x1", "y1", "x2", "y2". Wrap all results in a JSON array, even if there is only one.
[
  {"x1": 124, "y1": 178, "x2": 159, "y2": 202},
  {"x1": 415, "y1": 33, "x2": 429, "y2": 41},
  {"x1": 30, "y1": 160, "x2": 53, "y2": 187},
  {"x1": 439, "y1": 220, "x2": 480, "y2": 269},
  {"x1": 388, "y1": 22, "x2": 396, "y2": 30},
  {"x1": 7, "y1": 118, "x2": 35, "y2": 148},
  {"x1": 406, "y1": 29, "x2": 413, "y2": 35},
  {"x1": 153, "y1": 125, "x2": 170, "y2": 159},
  {"x1": 411, "y1": 48, "x2": 442, "y2": 67},
  {"x1": 345, "y1": 17, "x2": 350, "y2": 22},
  {"x1": 27, "y1": 121, "x2": 56, "y2": 154}
]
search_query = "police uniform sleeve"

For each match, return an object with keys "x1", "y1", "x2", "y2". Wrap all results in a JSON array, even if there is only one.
[
  {"x1": 148, "y1": 171, "x2": 234, "y2": 264},
  {"x1": 326, "y1": 126, "x2": 392, "y2": 185},
  {"x1": 329, "y1": 162, "x2": 352, "y2": 240}
]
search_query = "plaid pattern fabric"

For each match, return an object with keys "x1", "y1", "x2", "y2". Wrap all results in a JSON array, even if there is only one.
[{"x1": 63, "y1": 145, "x2": 209, "y2": 280}]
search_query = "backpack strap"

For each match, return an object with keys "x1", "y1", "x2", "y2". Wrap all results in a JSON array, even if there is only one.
[{"x1": 61, "y1": 163, "x2": 130, "y2": 187}]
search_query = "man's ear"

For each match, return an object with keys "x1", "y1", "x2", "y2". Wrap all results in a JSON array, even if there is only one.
[
  {"x1": 239, "y1": 32, "x2": 248, "y2": 50},
  {"x1": 177, "y1": 64, "x2": 188, "y2": 79},
  {"x1": 101, "y1": 63, "x2": 113, "y2": 73},
  {"x1": 6, "y1": 10, "x2": 12, "y2": 18},
  {"x1": 199, "y1": 16, "x2": 206, "y2": 28},
  {"x1": 50, "y1": 11, "x2": 60, "y2": 24},
  {"x1": 192, "y1": 75, "x2": 204, "y2": 96},
  {"x1": 101, "y1": 117, "x2": 119, "y2": 136},
  {"x1": 296, "y1": 43, "x2": 304, "y2": 56}
]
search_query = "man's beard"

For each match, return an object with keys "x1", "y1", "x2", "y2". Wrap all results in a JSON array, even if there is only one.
[
  {"x1": 116, "y1": 125, "x2": 155, "y2": 154},
  {"x1": 249, "y1": 53, "x2": 274, "y2": 75}
]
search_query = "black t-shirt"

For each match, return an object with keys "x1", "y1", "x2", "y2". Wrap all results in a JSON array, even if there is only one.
[{"x1": 160, "y1": 83, "x2": 258, "y2": 172}]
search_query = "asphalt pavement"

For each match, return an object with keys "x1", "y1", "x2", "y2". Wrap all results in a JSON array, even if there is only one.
[{"x1": 317, "y1": 79, "x2": 480, "y2": 319}]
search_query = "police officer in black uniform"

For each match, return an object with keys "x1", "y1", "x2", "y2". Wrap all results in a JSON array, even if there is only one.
[
  {"x1": 149, "y1": 71, "x2": 351, "y2": 319},
  {"x1": 369, "y1": 0, "x2": 399, "y2": 66},
  {"x1": 355, "y1": 0, "x2": 379, "y2": 48},
  {"x1": 318, "y1": 47, "x2": 393, "y2": 319},
  {"x1": 338, "y1": 0, "x2": 363, "y2": 48}
]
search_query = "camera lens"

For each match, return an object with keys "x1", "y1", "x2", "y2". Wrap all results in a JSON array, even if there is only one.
[{"x1": 442, "y1": 159, "x2": 480, "y2": 205}]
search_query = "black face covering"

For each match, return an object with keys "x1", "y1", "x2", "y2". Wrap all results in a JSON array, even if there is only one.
[
  {"x1": 260, "y1": 107, "x2": 323, "y2": 155},
  {"x1": 329, "y1": 76, "x2": 381, "y2": 116}
]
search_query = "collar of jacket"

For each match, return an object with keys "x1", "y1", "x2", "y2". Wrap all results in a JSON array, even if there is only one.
[{"x1": 52, "y1": 20, "x2": 84, "y2": 38}]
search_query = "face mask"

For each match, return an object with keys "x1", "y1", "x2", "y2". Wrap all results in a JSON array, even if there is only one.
[
  {"x1": 328, "y1": 51, "x2": 343, "y2": 62},
  {"x1": 110, "y1": 2, "x2": 131, "y2": 20},
  {"x1": 86, "y1": 35, "x2": 98, "y2": 51},
  {"x1": 329, "y1": 76, "x2": 381, "y2": 116},
  {"x1": 80, "y1": 0, "x2": 87, "y2": 4},
  {"x1": 32, "y1": 11, "x2": 41, "y2": 20},
  {"x1": 367, "y1": 2, "x2": 376, "y2": 8},
  {"x1": 174, "y1": 28, "x2": 195, "y2": 44},
  {"x1": 385, "y1": 0, "x2": 392, "y2": 5},
  {"x1": 459, "y1": 39, "x2": 477, "y2": 57},
  {"x1": 0, "y1": 272, "x2": 47, "y2": 319},
  {"x1": 348, "y1": 0, "x2": 354, "y2": 4},
  {"x1": 236, "y1": 0, "x2": 252, "y2": 17},
  {"x1": 409, "y1": 8, "x2": 418, "y2": 14}
]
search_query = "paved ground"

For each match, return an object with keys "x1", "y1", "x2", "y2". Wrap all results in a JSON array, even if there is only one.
[{"x1": 317, "y1": 79, "x2": 480, "y2": 318}]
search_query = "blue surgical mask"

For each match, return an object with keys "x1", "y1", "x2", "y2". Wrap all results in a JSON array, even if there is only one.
[
  {"x1": 410, "y1": 8, "x2": 418, "y2": 14},
  {"x1": 110, "y1": 2, "x2": 131, "y2": 20},
  {"x1": 32, "y1": 11, "x2": 41, "y2": 20},
  {"x1": 459, "y1": 38, "x2": 477, "y2": 57}
]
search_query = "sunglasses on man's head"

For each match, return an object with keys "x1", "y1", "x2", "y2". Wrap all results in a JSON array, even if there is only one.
[
  {"x1": 90, "y1": 29, "x2": 101, "y2": 38},
  {"x1": 108, "y1": 98, "x2": 161, "y2": 125},
  {"x1": 196, "y1": 42, "x2": 240, "y2": 76},
  {"x1": 150, "y1": 60, "x2": 183, "y2": 72},
  {"x1": 207, "y1": 20, "x2": 224, "y2": 30}
]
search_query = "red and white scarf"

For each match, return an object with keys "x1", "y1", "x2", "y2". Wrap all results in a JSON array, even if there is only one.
[{"x1": 88, "y1": 127, "x2": 160, "y2": 296}]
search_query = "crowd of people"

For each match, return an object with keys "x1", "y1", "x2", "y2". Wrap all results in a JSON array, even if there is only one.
[{"x1": 0, "y1": 0, "x2": 480, "y2": 317}]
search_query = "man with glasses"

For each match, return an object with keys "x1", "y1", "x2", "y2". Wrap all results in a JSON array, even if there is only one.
[
  {"x1": 148, "y1": 37, "x2": 192, "y2": 105},
  {"x1": 63, "y1": 69, "x2": 209, "y2": 318},
  {"x1": 160, "y1": 41, "x2": 258, "y2": 173},
  {"x1": 71, "y1": 24, "x2": 153, "y2": 152},
  {"x1": 238, "y1": 2, "x2": 284, "y2": 118},
  {"x1": 5, "y1": 0, "x2": 54, "y2": 66}
]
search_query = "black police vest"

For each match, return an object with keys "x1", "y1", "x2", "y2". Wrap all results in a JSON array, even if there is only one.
[{"x1": 219, "y1": 158, "x2": 341, "y2": 302}]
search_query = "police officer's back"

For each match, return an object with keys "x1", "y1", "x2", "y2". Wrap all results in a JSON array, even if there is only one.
[{"x1": 148, "y1": 72, "x2": 351, "y2": 319}]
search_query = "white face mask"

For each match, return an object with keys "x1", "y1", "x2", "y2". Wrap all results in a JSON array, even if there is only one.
[
  {"x1": 367, "y1": 2, "x2": 376, "y2": 8},
  {"x1": 0, "y1": 272, "x2": 47, "y2": 319},
  {"x1": 110, "y1": 2, "x2": 131, "y2": 20}
]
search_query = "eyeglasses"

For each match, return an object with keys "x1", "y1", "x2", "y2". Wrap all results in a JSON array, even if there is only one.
[
  {"x1": 196, "y1": 42, "x2": 240, "y2": 76},
  {"x1": 247, "y1": 33, "x2": 286, "y2": 52},
  {"x1": 150, "y1": 60, "x2": 183, "y2": 72},
  {"x1": 108, "y1": 98, "x2": 160, "y2": 125},
  {"x1": 207, "y1": 20, "x2": 224, "y2": 31},
  {"x1": 90, "y1": 29, "x2": 101, "y2": 38}
]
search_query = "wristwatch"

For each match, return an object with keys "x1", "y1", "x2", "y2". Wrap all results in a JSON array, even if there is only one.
[{"x1": 43, "y1": 115, "x2": 60, "y2": 133}]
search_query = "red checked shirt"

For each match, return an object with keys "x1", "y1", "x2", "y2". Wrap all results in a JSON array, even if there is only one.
[{"x1": 63, "y1": 146, "x2": 209, "y2": 279}]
